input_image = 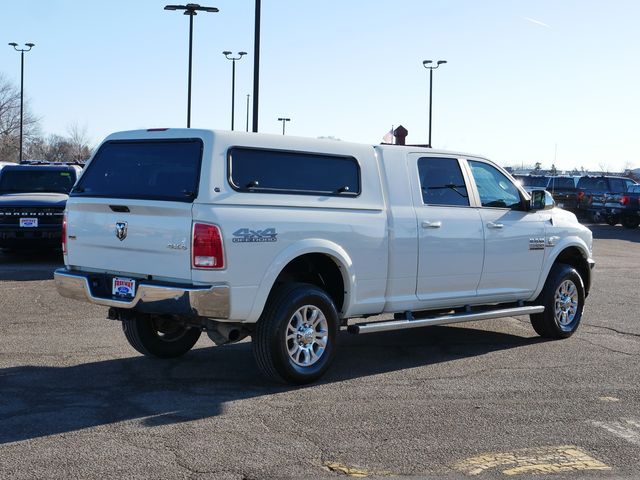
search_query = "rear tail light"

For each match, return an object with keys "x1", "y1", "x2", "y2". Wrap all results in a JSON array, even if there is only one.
[
  {"x1": 61, "y1": 213, "x2": 67, "y2": 254},
  {"x1": 620, "y1": 195, "x2": 630, "y2": 206},
  {"x1": 577, "y1": 191, "x2": 584, "y2": 200},
  {"x1": 192, "y1": 223, "x2": 224, "y2": 269}
]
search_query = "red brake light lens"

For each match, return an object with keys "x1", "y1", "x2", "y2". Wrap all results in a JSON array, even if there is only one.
[
  {"x1": 61, "y1": 213, "x2": 67, "y2": 254},
  {"x1": 192, "y1": 223, "x2": 224, "y2": 269},
  {"x1": 621, "y1": 195, "x2": 630, "y2": 206},
  {"x1": 577, "y1": 191, "x2": 584, "y2": 200}
]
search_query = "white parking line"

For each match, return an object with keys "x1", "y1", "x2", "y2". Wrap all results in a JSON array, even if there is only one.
[{"x1": 592, "y1": 418, "x2": 640, "y2": 446}]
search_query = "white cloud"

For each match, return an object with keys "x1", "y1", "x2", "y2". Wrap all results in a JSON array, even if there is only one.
[{"x1": 522, "y1": 16, "x2": 551, "y2": 28}]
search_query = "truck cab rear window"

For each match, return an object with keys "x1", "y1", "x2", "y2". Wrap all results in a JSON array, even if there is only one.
[
  {"x1": 72, "y1": 139, "x2": 202, "y2": 202},
  {"x1": 228, "y1": 147, "x2": 360, "y2": 196}
]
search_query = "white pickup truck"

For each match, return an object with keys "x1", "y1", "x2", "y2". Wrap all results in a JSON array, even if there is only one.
[{"x1": 55, "y1": 129, "x2": 594, "y2": 384}]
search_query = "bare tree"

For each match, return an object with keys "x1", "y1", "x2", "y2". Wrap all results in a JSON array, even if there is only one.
[
  {"x1": 597, "y1": 162, "x2": 610, "y2": 174},
  {"x1": 0, "y1": 73, "x2": 39, "y2": 162},
  {"x1": 66, "y1": 122, "x2": 92, "y2": 162}
]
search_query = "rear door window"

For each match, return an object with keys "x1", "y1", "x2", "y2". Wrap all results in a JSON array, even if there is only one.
[
  {"x1": 417, "y1": 157, "x2": 469, "y2": 206},
  {"x1": 608, "y1": 178, "x2": 625, "y2": 193},
  {"x1": 72, "y1": 139, "x2": 203, "y2": 202}
]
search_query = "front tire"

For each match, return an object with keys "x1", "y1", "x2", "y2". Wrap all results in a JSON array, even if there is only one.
[
  {"x1": 530, "y1": 264, "x2": 585, "y2": 339},
  {"x1": 122, "y1": 314, "x2": 201, "y2": 358},
  {"x1": 253, "y1": 283, "x2": 339, "y2": 384}
]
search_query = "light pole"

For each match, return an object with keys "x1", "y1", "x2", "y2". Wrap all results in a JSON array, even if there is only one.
[
  {"x1": 8, "y1": 42, "x2": 35, "y2": 163},
  {"x1": 277, "y1": 117, "x2": 290, "y2": 135},
  {"x1": 246, "y1": 94, "x2": 250, "y2": 132},
  {"x1": 164, "y1": 3, "x2": 219, "y2": 128},
  {"x1": 422, "y1": 59, "x2": 447, "y2": 148},
  {"x1": 222, "y1": 51, "x2": 247, "y2": 131},
  {"x1": 252, "y1": 0, "x2": 261, "y2": 133}
]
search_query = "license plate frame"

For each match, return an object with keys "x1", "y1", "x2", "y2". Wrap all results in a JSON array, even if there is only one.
[
  {"x1": 112, "y1": 277, "x2": 136, "y2": 298},
  {"x1": 19, "y1": 218, "x2": 38, "y2": 228}
]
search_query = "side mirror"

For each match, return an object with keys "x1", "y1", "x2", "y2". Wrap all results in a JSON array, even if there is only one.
[{"x1": 529, "y1": 189, "x2": 555, "y2": 210}]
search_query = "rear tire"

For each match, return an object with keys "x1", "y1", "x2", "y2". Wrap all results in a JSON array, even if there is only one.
[
  {"x1": 530, "y1": 264, "x2": 585, "y2": 339},
  {"x1": 252, "y1": 283, "x2": 339, "y2": 384},
  {"x1": 122, "y1": 314, "x2": 201, "y2": 358},
  {"x1": 621, "y1": 216, "x2": 640, "y2": 229},
  {"x1": 589, "y1": 211, "x2": 602, "y2": 223},
  {"x1": 605, "y1": 215, "x2": 618, "y2": 226}
]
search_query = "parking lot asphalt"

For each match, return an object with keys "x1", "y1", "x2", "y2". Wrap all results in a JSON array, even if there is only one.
[{"x1": 0, "y1": 224, "x2": 639, "y2": 479}]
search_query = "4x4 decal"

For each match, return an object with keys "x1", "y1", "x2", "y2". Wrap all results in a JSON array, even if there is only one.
[{"x1": 232, "y1": 228, "x2": 278, "y2": 243}]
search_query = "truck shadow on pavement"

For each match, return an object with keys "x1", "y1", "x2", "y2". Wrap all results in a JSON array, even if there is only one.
[
  {"x1": 588, "y1": 223, "x2": 640, "y2": 243},
  {"x1": 0, "y1": 325, "x2": 542, "y2": 445},
  {"x1": 0, "y1": 249, "x2": 62, "y2": 281}
]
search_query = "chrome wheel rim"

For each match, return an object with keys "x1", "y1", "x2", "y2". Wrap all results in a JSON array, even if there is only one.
[
  {"x1": 286, "y1": 305, "x2": 328, "y2": 367},
  {"x1": 554, "y1": 280, "x2": 579, "y2": 326}
]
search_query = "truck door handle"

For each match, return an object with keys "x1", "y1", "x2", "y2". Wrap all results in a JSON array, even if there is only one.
[
  {"x1": 487, "y1": 222, "x2": 504, "y2": 229},
  {"x1": 421, "y1": 221, "x2": 442, "y2": 229}
]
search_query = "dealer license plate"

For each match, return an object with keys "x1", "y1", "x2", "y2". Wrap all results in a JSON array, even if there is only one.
[
  {"x1": 19, "y1": 218, "x2": 38, "y2": 228},
  {"x1": 112, "y1": 277, "x2": 136, "y2": 298}
]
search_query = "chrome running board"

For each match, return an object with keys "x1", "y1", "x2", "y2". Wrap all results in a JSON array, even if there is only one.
[{"x1": 347, "y1": 305, "x2": 544, "y2": 334}]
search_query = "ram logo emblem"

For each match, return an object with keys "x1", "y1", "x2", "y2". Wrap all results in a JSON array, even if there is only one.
[{"x1": 115, "y1": 222, "x2": 128, "y2": 241}]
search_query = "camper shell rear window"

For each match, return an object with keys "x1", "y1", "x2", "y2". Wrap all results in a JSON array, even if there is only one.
[
  {"x1": 71, "y1": 139, "x2": 203, "y2": 202},
  {"x1": 228, "y1": 147, "x2": 361, "y2": 196}
]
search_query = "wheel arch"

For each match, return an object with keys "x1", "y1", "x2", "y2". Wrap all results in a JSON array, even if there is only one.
[
  {"x1": 542, "y1": 244, "x2": 592, "y2": 298},
  {"x1": 246, "y1": 240, "x2": 353, "y2": 322}
]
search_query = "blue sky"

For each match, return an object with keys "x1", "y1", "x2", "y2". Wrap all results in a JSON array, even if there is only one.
[{"x1": 2, "y1": 0, "x2": 639, "y2": 171}]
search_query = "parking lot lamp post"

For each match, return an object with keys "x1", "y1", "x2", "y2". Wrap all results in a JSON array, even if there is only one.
[
  {"x1": 246, "y1": 94, "x2": 250, "y2": 132},
  {"x1": 422, "y1": 59, "x2": 447, "y2": 148},
  {"x1": 277, "y1": 117, "x2": 290, "y2": 135},
  {"x1": 164, "y1": 4, "x2": 219, "y2": 128},
  {"x1": 252, "y1": 0, "x2": 261, "y2": 132},
  {"x1": 8, "y1": 42, "x2": 35, "y2": 163},
  {"x1": 222, "y1": 51, "x2": 247, "y2": 131}
]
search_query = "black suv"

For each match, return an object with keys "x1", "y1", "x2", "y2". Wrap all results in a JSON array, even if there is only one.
[
  {"x1": 0, "y1": 163, "x2": 82, "y2": 249},
  {"x1": 576, "y1": 175, "x2": 637, "y2": 222}
]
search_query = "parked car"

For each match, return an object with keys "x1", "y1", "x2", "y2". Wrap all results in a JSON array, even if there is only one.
[
  {"x1": 0, "y1": 163, "x2": 82, "y2": 249},
  {"x1": 604, "y1": 184, "x2": 640, "y2": 229},
  {"x1": 576, "y1": 175, "x2": 637, "y2": 223},
  {"x1": 546, "y1": 176, "x2": 580, "y2": 213},
  {"x1": 55, "y1": 129, "x2": 594, "y2": 384}
]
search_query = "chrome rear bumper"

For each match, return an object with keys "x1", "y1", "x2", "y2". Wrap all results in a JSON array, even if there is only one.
[{"x1": 54, "y1": 268, "x2": 229, "y2": 318}]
